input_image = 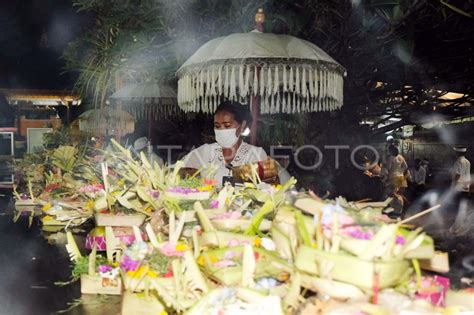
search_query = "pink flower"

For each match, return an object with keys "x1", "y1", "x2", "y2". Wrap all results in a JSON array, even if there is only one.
[
  {"x1": 159, "y1": 242, "x2": 185, "y2": 257},
  {"x1": 209, "y1": 200, "x2": 219, "y2": 209},
  {"x1": 396, "y1": 235, "x2": 406, "y2": 245},
  {"x1": 167, "y1": 187, "x2": 200, "y2": 194},
  {"x1": 98, "y1": 265, "x2": 113, "y2": 273},
  {"x1": 204, "y1": 179, "x2": 218, "y2": 186},
  {"x1": 224, "y1": 251, "x2": 239, "y2": 260},
  {"x1": 227, "y1": 239, "x2": 249, "y2": 247},
  {"x1": 79, "y1": 184, "x2": 104, "y2": 193},
  {"x1": 120, "y1": 256, "x2": 140, "y2": 272},
  {"x1": 214, "y1": 260, "x2": 237, "y2": 268},
  {"x1": 147, "y1": 189, "x2": 160, "y2": 199},
  {"x1": 212, "y1": 211, "x2": 241, "y2": 220},
  {"x1": 349, "y1": 230, "x2": 373, "y2": 240}
]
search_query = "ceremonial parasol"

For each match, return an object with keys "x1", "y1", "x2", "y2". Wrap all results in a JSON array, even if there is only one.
[
  {"x1": 176, "y1": 9, "x2": 346, "y2": 144},
  {"x1": 78, "y1": 108, "x2": 135, "y2": 137},
  {"x1": 109, "y1": 82, "x2": 178, "y2": 120}
]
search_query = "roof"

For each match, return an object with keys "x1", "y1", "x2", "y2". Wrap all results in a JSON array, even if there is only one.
[{"x1": 0, "y1": 88, "x2": 81, "y2": 106}]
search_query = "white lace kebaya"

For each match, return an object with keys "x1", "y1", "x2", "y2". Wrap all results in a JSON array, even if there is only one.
[{"x1": 183, "y1": 141, "x2": 267, "y2": 186}]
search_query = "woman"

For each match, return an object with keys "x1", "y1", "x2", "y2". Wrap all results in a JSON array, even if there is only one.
[
  {"x1": 183, "y1": 101, "x2": 268, "y2": 185},
  {"x1": 385, "y1": 145, "x2": 409, "y2": 192},
  {"x1": 384, "y1": 145, "x2": 409, "y2": 216}
]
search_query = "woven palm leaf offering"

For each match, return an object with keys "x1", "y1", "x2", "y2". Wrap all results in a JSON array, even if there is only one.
[
  {"x1": 117, "y1": 219, "x2": 212, "y2": 313},
  {"x1": 25, "y1": 145, "x2": 102, "y2": 230},
  {"x1": 90, "y1": 140, "x2": 157, "y2": 226},
  {"x1": 12, "y1": 144, "x2": 96, "y2": 228},
  {"x1": 12, "y1": 152, "x2": 47, "y2": 219},
  {"x1": 269, "y1": 194, "x2": 449, "y2": 313},
  {"x1": 62, "y1": 231, "x2": 122, "y2": 295}
]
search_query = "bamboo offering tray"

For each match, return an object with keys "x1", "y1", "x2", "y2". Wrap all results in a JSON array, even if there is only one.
[
  {"x1": 94, "y1": 213, "x2": 146, "y2": 227},
  {"x1": 80, "y1": 274, "x2": 122, "y2": 295}
]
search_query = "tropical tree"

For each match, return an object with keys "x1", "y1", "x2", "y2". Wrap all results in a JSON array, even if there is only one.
[{"x1": 63, "y1": 0, "x2": 473, "y2": 131}]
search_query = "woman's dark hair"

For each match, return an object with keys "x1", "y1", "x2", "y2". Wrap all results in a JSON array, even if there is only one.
[
  {"x1": 214, "y1": 101, "x2": 251, "y2": 125},
  {"x1": 388, "y1": 144, "x2": 399, "y2": 156}
]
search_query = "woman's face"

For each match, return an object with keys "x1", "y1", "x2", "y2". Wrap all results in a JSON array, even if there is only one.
[{"x1": 214, "y1": 111, "x2": 245, "y2": 134}]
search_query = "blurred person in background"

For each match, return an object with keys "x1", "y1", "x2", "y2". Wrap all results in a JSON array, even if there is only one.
[
  {"x1": 408, "y1": 158, "x2": 426, "y2": 200},
  {"x1": 421, "y1": 158, "x2": 432, "y2": 184},
  {"x1": 385, "y1": 145, "x2": 409, "y2": 194},
  {"x1": 133, "y1": 136, "x2": 163, "y2": 166},
  {"x1": 383, "y1": 145, "x2": 409, "y2": 215},
  {"x1": 362, "y1": 155, "x2": 384, "y2": 201},
  {"x1": 452, "y1": 146, "x2": 471, "y2": 197}
]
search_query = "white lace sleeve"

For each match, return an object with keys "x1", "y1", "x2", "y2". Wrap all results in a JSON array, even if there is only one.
[
  {"x1": 182, "y1": 144, "x2": 209, "y2": 169},
  {"x1": 256, "y1": 147, "x2": 268, "y2": 161}
]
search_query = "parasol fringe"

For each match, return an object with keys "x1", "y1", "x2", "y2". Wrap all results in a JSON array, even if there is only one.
[
  {"x1": 218, "y1": 66, "x2": 222, "y2": 99},
  {"x1": 243, "y1": 65, "x2": 250, "y2": 98},
  {"x1": 253, "y1": 66, "x2": 258, "y2": 96},
  {"x1": 199, "y1": 71, "x2": 204, "y2": 98},
  {"x1": 295, "y1": 67, "x2": 300, "y2": 95},
  {"x1": 177, "y1": 63, "x2": 344, "y2": 113},
  {"x1": 272, "y1": 66, "x2": 278, "y2": 114},
  {"x1": 273, "y1": 66, "x2": 279, "y2": 96},
  {"x1": 230, "y1": 66, "x2": 236, "y2": 101},
  {"x1": 267, "y1": 66, "x2": 272, "y2": 104},
  {"x1": 302, "y1": 68, "x2": 307, "y2": 99},
  {"x1": 259, "y1": 66, "x2": 265, "y2": 98},
  {"x1": 239, "y1": 65, "x2": 244, "y2": 98},
  {"x1": 289, "y1": 66, "x2": 294, "y2": 96},
  {"x1": 206, "y1": 69, "x2": 211, "y2": 96},
  {"x1": 224, "y1": 66, "x2": 229, "y2": 99}
]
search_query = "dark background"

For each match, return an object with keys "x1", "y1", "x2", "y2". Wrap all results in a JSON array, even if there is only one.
[{"x1": 0, "y1": 0, "x2": 90, "y2": 90}]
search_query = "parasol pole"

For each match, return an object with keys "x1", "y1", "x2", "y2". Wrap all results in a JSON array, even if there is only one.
[
  {"x1": 249, "y1": 8, "x2": 265, "y2": 145},
  {"x1": 250, "y1": 95, "x2": 259, "y2": 145}
]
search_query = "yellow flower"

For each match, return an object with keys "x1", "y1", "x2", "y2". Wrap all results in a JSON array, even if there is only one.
[
  {"x1": 42, "y1": 203, "x2": 52, "y2": 211},
  {"x1": 85, "y1": 200, "x2": 94, "y2": 210},
  {"x1": 127, "y1": 266, "x2": 147, "y2": 278},
  {"x1": 159, "y1": 311, "x2": 168, "y2": 315},
  {"x1": 175, "y1": 243, "x2": 188, "y2": 251},
  {"x1": 254, "y1": 237, "x2": 262, "y2": 247},
  {"x1": 197, "y1": 185, "x2": 213, "y2": 191},
  {"x1": 197, "y1": 255, "x2": 205, "y2": 266},
  {"x1": 208, "y1": 254, "x2": 218, "y2": 263},
  {"x1": 145, "y1": 207, "x2": 153, "y2": 214},
  {"x1": 118, "y1": 179, "x2": 125, "y2": 186},
  {"x1": 42, "y1": 215, "x2": 53, "y2": 222},
  {"x1": 147, "y1": 270, "x2": 159, "y2": 278}
]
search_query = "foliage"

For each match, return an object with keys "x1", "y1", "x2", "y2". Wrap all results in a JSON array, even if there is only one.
[
  {"x1": 43, "y1": 127, "x2": 71, "y2": 149},
  {"x1": 70, "y1": 255, "x2": 109, "y2": 282},
  {"x1": 147, "y1": 251, "x2": 173, "y2": 274},
  {"x1": 51, "y1": 146, "x2": 78, "y2": 172}
]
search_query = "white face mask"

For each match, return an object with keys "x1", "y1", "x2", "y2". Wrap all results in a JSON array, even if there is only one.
[{"x1": 215, "y1": 128, "x2": 239, "y2": 148}]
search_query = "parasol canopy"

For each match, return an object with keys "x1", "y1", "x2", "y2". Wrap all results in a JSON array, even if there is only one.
[
  {"x1": 177, "y1": 32, "x2": 346, "y2": 114},
  {"x1": 78, "y1": 108, "x2": 135, "y2": 136},
  {"x1": 110, "y1": 82, "x2": 178, "y2": 120}
]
